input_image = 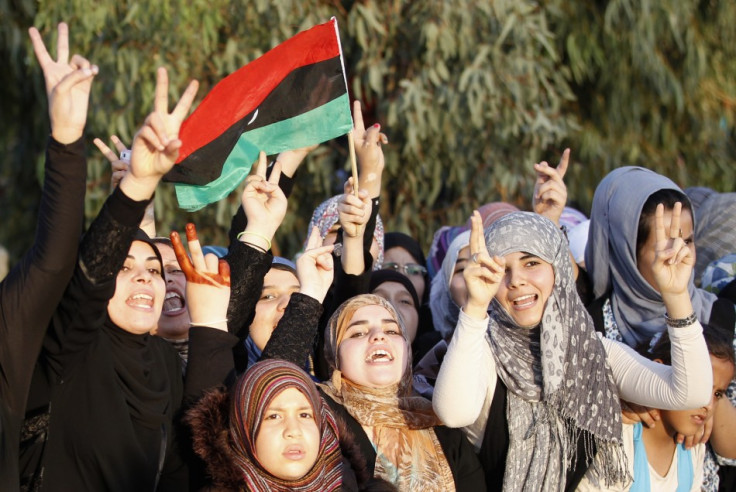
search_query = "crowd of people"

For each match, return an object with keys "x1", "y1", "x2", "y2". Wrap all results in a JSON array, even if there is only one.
[{"x1": 1, "y1": 21, "x2": 735, "y2": 492}]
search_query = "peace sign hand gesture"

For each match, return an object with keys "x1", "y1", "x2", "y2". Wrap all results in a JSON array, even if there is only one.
[
  {"x1": 533, "y1": 148, "x2": 570, "y2": 227},
  {"x1": 171, "y1": 223, "x2": 231, "y2": 331},
  {"x1": 240, "y1": 152, "x2": 288, "y2": 249},
  {"x1": 120, "y1": 67, "x2": 199, "y2": 202},
  {"x1": 296, "y1": 227, "x2": 335, "y2": 303},
  {"x1": 463, "y1": 211, "x2": 506, "y2": 320},
  {"x1": 29, "y1": 22, "x2": 99, "y2": 144}
]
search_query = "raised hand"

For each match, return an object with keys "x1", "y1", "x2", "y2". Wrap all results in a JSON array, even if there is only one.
[
  {"x1": 352, "y1": 100, "x2": 388, "y2": 197},
  {"x1": 171, "y1": 223, "x2": 230, "y2": 331},
  {"x1": 338, "y1": 177, "x2": 372, "y2": 239},
  {"x1": 29, "y1": 22, "x2": 99, "y2": 144},
  {"x1": 651, "y1": 203, "x2": 695, "y2": 297},
  {"x1": 274, "y1": 144, "x2": 318, "y2": 178},
  {"x1": 121, "y1": 67, "x2": 199, "y2": 201},
  {"x1": 93, "y1": 135, "x2": 129, "y2": 190},
  {"x1": 533, "y1": 148, "x2": 570, "y2": 226},
  {"x1": 296, "y1": 227, "x2": 335, "y2": 303},
  {"x1": 463, "y1": 211, "x2": 506, "y2": 319},
  {"x1": 240, "y1": 152, "x2": 288, "y2": 249}
]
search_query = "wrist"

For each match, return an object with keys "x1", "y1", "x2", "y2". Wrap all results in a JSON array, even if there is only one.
[
  {"x1": 299, "y1": 286, "x2": 327, "y2": 304},
  {"x1": 119, "y1": 174, "x2": 159, "y2": 202},
  {"x1": 463, "y1": 301, "x2": 490, "y2": 320},
  {"x1": 661, "y1": 291, "x2": 693, "y2": 319},
  {"x1": 238, "y1": 227, "x2": 274, "y2": 251},
  {"x1": 51, "y1": 127, "x2": 83, "y2": 145}
]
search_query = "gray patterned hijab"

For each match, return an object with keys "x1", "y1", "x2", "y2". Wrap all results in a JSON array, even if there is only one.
[
  {"x1": 586, "y1": 167, "x2": 715, "y2": 347},
  {"x1": 485, "y1": 212, "x2": 627, "y2": 491}
]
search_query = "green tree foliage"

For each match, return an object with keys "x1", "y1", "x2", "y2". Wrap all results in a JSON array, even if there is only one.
[{"x1": 1, "y1": 0, "x2": 734, "y2": 263}]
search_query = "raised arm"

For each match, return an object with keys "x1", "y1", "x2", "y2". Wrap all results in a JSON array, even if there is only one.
[
  {"x1": 434, "y1": 211, "x2": 505, "y2": 428},
  {"x1": 607, "y1": 203, "x2": 711, "y2": 409}
]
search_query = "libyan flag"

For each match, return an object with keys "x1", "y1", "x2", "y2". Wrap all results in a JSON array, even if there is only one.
[{"x1": 164, "y1": 17, "x2": 353, "y2": 211}]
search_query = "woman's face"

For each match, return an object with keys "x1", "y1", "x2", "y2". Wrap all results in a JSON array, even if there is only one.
[
  {"x1": 449, "y1": 246, "x2": 470, "y2": 307},
  {"x1": 660, "y1": 355, "x2": 734, "y2": 438},
  {"x1": 494, "y1": 251, "x2": 555, "y2": 328},
  {"x1": 382, "y1": 246, "x2": 426, "y2": 300},
  {"x1": 107, "y1": 241, "x2": 166, "y2": 335},
  {"x1": 152, "y1": 243, "x2": 189, "y2": 339},
  {"x1": 254, "y1": 387, "x2": 320, "y2": 481},
  {"x1": 338, "y1": 304, "x2": 408, "y2": 388},
  {"x1": 250, "y1": 268, "x2": 300, "y2": 351},
  {"x1": 371, "y1": 281, "x2": 419, "y2": 343},
  {"x1": 636, "y1": 207, "x2": 695, "y2": 292}
]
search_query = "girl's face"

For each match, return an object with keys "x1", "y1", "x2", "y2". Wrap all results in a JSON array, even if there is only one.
[
  {"x1": 107, "y1": 241, "x2": 166, "y2": 335},
  {"x1": 250, "y1": 268, "x2": 300, "y2": 351},
  {"x1": 449, "y1": 246, "x2": 470, "y2": 307},
  {"x1": 660, "y1": 355, "x2": 735, "y2": 438},
  {"x1": 338, "y1": 304, "x2": 408, "y2": 388},
  {"x1": 382, "y1": 246, "x2": 426, "y2": 300},
  {"x1": 255, "y1": 387, "x2": 320, "y2": 481},
  {"x1": 636, "y1": 207, "x2": 695, "y2": 292},
  {"x1": 371, "y1": 281, "x2": 419, "y2": 343},
  {"x1": 494, "y1": 251, "x2": 555, "y2": 328},
  {"x1": 152, "y1": 243, "x2": 189, "y2": 339}
]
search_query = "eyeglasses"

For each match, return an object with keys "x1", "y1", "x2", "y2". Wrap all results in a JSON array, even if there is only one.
[{"x1": 380, "y1": 262, "x2": 427, "y2": 276}]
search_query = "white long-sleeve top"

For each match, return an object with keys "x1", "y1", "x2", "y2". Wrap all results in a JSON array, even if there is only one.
[{"x1": 432, "y1": 309, "x2": 713, "y2": 449}]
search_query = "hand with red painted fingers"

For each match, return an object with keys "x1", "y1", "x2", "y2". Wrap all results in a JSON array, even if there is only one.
[
  {"x1": 620, "y1": 400, "x2": 660, "y2": 428},
  {"x1": 296, "y1": 227, "x2": 335, "y2": 303},
  {"x1": 239, "y1": 151, "x2": 287, "y2": 251},
  {"x1": 338, "y1": 177, "x2": 372, "y2": 239},
  {"x1": 533, "y1": 148, "x2": 570, "y2": 227},
  {"x1": 651, "y1": 202, "x2": 696, "y2": 317},
  {"x1": 352, "y1": 100, "x2": 388, "y2": 197},
  {"x1": 29, "y1": 22, "x2": 99, "y2": 144},
  {"x1": 463, "y1": 210, "x2": 506, "y2": 320},
  {"x1": 170, "y1": 223, "x2": 231, "y2": 331},
  {"x1": 120, "y1": 67, "x2": 199, "y2": 202}
]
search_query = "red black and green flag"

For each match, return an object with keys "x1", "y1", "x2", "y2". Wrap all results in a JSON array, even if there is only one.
[{"x1": 164, "y1": 17, "x2": 352, "y2": 211}]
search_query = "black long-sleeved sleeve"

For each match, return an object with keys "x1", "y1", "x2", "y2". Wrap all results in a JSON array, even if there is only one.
[
  {"x1": 261, "y1": 293, "x2": 324, "y2": 367},
  {"x1": 0, "y1": 136, "x2": 87, "y2": 491}
]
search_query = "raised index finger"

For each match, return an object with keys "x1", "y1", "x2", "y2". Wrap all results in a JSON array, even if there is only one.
[
  {"x1": 154, "y1": 67, "x2": 169, "y2": 115},
  {"x1": 469, "y1": 210, "x2": 484, "y2": 254},
  {"x1": 56, "y1": 22, "x2": 69, "y2": 65},
  {"x1": 93, "y1": 138, "x2": 118, "y2": 162},
  {"x1": 669, "y1": 202, "x2": 683, "y2": 239},
  {"x1": 170, "y1": 230, "x2": 196, "y2": 279},
  {"x1": 556, "y1": 148, "x2": 570, "y2": 179},
  {"x1": 654, "y1": 203, "x2": 666, "y2": 247},
  {"x1": 352, "y1": 100, "x2": 366, "y2": 134}
]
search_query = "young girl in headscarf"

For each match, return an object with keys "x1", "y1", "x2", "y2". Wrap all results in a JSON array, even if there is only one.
[
  {"x1": 187, "y1": 359, "x2": 344, "y2": 491},
  {"x1": 433, "y1": 209, "x2": 712, "y2": 491}
]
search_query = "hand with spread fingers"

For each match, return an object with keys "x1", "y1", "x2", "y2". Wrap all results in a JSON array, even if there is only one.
[
  {"x1": 352, "y1": 100, "x2": 388, "y2": 197},
  {"x1": 171, "y1": 223, "x2": 230, "y2": 331},
  {"x1": 120, "y1": 67, "x2": 199, "y2": 202},
  {"x1": 338, "y1": 177, "x2": 372, "y2": 239},
  {"x1": 296, "y1": 227, "x2": 335, "y2": 303},
  {"x1": 463, "y1": 210, "x2": 506, "y2": 320},
  {"x1": 29, "y1": 22, "x2": 99, "y2": 144},
  {"x1": 533, "y1": 148, "x2": 570, "y2": 227},
  {"x1": 239, "y1": 151, "x2": 287, "y2": 252},
  {"x1": 651, "y1": 203, "x2": 696, "y2": 302}
]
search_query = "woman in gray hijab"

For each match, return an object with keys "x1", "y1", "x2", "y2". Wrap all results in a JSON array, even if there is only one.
[
  {"x1": 433, "y1": 210, "x2": 711, "y2": 491},
  {"x1": 584, "y1": 166, "x2": 722, "y2": 348}
]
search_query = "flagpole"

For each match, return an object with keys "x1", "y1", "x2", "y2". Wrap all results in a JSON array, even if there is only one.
[{"x1": 347, "y1": 130, "x2": 359, "y2": 197}]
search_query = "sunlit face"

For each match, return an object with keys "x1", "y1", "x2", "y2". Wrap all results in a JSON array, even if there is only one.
[
  {"x1": 494, "y1": 252, "x2": 555, "y2": 328},
  {"x1": 152, "y1": 243, "x2": 189, "y2": 339},
  {"x1": 449, "y1": 246, "x2": 470, "y2": 307},
  {"x1": 254, "y1": 387, "x2": 320, "y2": 481},
  {"x1": 382, "y1": 246, "x2": 426, "y2": 300},
  {"x1": 107, "y1": 241, "x2": 166, "y2": 335},
  {"x1": 250, "y1": 268, "x2": 300, "y2": 351},
  {"x1": 338, "y1": 305, "x2": 408, "y2": 388},
  {"x1": 660, "y1": 355, "x2": 735, "y2": 438},
  {"x1": 372, "y1": 281, "x2": 419, "y2": 342},
  {"x1": 636, "y1": 208, "x2": 695, "y2": 292}
]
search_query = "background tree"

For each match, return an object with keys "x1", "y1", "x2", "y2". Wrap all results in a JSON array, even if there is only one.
[{"x1": 2, "y1": 0, "x2": 734, "y2": 264}]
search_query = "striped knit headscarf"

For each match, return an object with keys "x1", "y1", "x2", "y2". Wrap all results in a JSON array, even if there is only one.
[{"x1": 229, "y1": 359, "x2": 342, "y2": 491}]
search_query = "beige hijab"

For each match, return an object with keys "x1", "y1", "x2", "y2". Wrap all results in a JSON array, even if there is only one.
[{"x1": 320, "y1": 294, "x2": 455, "y2": 491}]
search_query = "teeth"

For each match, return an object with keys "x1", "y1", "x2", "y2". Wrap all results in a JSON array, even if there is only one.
[
  {"x1": 513, "y1": 294, "x2": 535, "y2": 304},
  {"x1": 131, "y1": 294, "x2": 153, "y2": 300},
  {"x1": 367, "y1": 349, "x2": 393, "y2": 362},
  {"x1": 165, "y1": 292, "x2": 181, "y2": 300}
]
